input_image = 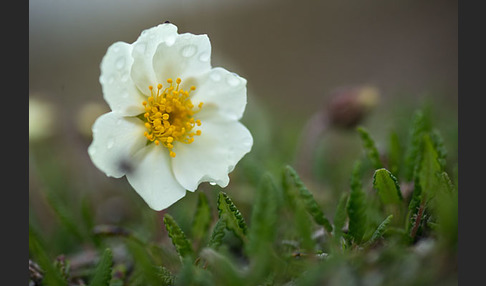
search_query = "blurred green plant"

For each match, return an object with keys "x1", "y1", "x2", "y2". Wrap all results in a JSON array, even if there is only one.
[{"x1": 29, "y1": 106, "x2": 457, "y2": 285}]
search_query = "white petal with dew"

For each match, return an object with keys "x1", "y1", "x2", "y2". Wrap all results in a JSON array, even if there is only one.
[
  {"x1": 100, "y1": 42, "x2": 146, "y2": 116},
  {"x1": 152, "y1": 33, "x2": 212, "y2": 88},
  {"x1": 130, "y1": 23, "x2": 179, "y2": 94},
  {"x1": 126, "y1": 144, "x2": 187, "y2": 211},
  {"x1": 191, "y1": 67, "x2": 247, "y2": 121},
  {"x1": 171, "y1": 118, "x2": 253, "y2": 191},
  {"x1": 88, "y1": 112, "x2": 147, "y2": 178}
]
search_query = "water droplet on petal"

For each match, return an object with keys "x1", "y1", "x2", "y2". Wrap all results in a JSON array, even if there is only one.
[
  {"x1": 165, "y1": 35, "x2": 176, "y2": 47},
  {"x1": 107, "y1": 137, "x2": 115, "y2": 149},
  {"x1": 199, "y1": 51, "x2": 210, "y2": 62},
  {"x1": 120, "y1": 73, "x2": 129, "y2": 82},
  {"x1": 210, "y1": 70, "x2": 222, "y2": 82},
  {"x1": 116, "y1": 57, "x2": 125, "y2": 70},
  {"x1": 181, "y1": 45, "x2": 197, "y2": 58},
  {"x1": 209, "y1": 181, "x2": 217, "y2": 186},
  {"x1": 226, "y1": 74, "x2": 240, "y2": 86}
]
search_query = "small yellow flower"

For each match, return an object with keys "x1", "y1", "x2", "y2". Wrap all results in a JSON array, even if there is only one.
[{"x1": 88, "y1": 23, "x2": 253, "y2": 210}]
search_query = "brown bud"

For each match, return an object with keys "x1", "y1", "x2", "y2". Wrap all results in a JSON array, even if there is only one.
[{"x1": 327, "y1": 86, "x2": 379, "y2": 129}]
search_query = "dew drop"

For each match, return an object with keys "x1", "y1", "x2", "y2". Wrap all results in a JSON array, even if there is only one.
[
  {"x1": 107, "y1": 138, "x2": 115, "y2": 149},
  {"x1": 120, "y1": 73, "x2": 129, "y2": 82},
  {"x1": 226, "y1": 75, "x2": 240, "y2": 86},
  {"x1": 199, "y1": 52, "x2": 210, "y2": 62},
  {"x1": 181, "y1": 45, "x2": 197, "y2": 58},
  {"x1": 116, "y1": 57, "x2": 125, "y2": 70},
  {"x1": 210, "y1": 70, "x2": 222, "y2": 82},
  {"x1": 209, "y1": 182, "x2": 217, "y2": 186},
  {"x1": 165, "y1": 35, "x2": 176, "y2": 47}
]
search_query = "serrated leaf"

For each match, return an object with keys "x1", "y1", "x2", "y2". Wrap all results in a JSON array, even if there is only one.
[
  {"x1": 403, "y1": 110, "x2": 430, "y2": 181},
  {"x1": 373, "y1": 168, "x2": 402, "y2": 204},
  {"x1": 357, "y1": 126, "x2": 383, "y2": 169},
  {"x1": 418, "y1": 134, "x2": 443, "y2": 198},
  {"x1": 207, "y1": 219, "x2": 226, "y2": 249},
  {"x1": 191, "y1": 192, "x2": 212, "y2": 246},
  {"x1": 89, "y1": 248, "x2": 113, "y2": 286},
  {"x1": 217, "y1": 192, "x2": 248, "y2": 241},
  {"x1": 283, "y1": 165, "x2": 333, "y2": 234},
  {"x1": 429, "y1": 129, "x2": 448, "y2": 170},
  {"x1": 347, "y1": 161, "x2": 367, "y2": 244},
  {"x1": 163, "y1": 214, "x2": 194, "y2": 259},
  {"x1": 366, "y1": 215, "x2": 393, "y2": 245},
  {"x1": 247, "y1": 173, "x2": 279, "y2": 254},
  {"x1": 157, "y1": 266, "x2": 175, "y2": 286}
]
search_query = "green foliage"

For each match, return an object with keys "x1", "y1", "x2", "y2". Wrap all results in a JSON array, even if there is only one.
[
  {"x1": 89, "y1": 248, "x2": 113, "y2": 286},
  {"x1": 163, "y1": 214, "x2": 194, "y2": 259},
  {"x1": 207, "y1": 219, "x2": 227, "y2": 249},
  {"x1": 283, "y1": 165, "x2": 333, "y2": 234},
  {"x1": 346, "y1": 161, "x2": 368, "y2": 244},
  {"x1": 191, "y1": 192, "x2": 212, "y2": 249},
  {"x1": 29, "y1": 106, "x2": 457, "y2": 285},
  {"x1": 366, "y1": 214, "x2": 394, "y2": 245},
  {"x1": 357, "y1": 126, "x2": 383, "y2": 169},
  {"x1": 217, "y1": 191, "x2": 248, "y2": 241},
  {"x1": 373, "y1": 168, "x2": 402, "y2": 205}
]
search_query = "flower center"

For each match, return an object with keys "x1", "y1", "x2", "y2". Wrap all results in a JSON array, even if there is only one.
[{"x1": 141, "y1": 78, "x2": 203, "y2": 157}]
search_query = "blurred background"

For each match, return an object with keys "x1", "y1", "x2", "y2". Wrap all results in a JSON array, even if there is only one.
[{"x1": 29, "y1": 0, "x2": 458, "y2": 259}]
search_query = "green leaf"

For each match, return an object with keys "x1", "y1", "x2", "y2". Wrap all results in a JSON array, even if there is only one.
[
  {"x1": 347, "y1": 161, "x2": 368, "y2": 244},
  {"x1": 403, "y1": 110, "x2": 430, "y2": 181},
  {"x1": 247, "y1": 173, "x2": 279, "y2": 254},
  {"x1": 430, "y1": 129, "x2": 448, "y2": 170},
  {"x1": 418, "y1": 134, "x2": 443, "y2": 198},
  {"x1": 125, "y1": 237, "x2": 164, "y2": 285},
  {"x1": 373, "y1": 168, "x2": 402, "y2": 204},
  {"x1": 89, "y1": 248, "x2": 113, "y2": 286},
  {"x1": 388, "y1": 131, "x2": 402, "y2": 177},
  {"x1": 29, "y1": 224, "x2": 67, "y2": 286},
  {"x1": 163, "y1": 214, "x2": 194, "y2": 259},
  {"x1": 283, "y1": 165, "x2": 333, "y2": 234},
  {"x1": 217, "y1": 192, "x2": 248, "y2": 241},
  {"x1": 191, "y1": 192, "x2": 212, "y2": 247},
  {"x1": 366, "y1": 215, "x2": 394, "y2": 245},
  {"x1": 406, "y1": 175, "x2": 424, "y2": 240},
  {"x1": 199, "y1": 248, "x2": 245, "y2": 286},
  {"x1": 157, "y1": 266, "x2": 175, "y2": 286},
  {"x1": 207, "y1": 219, "x2": 227, "y2": 249},
  {"x1": 357, "y1": 126, "x2": 383, "y2": 169},
  {"x1": 332, "y1": 193, "x2": 349, "y2": 241}
]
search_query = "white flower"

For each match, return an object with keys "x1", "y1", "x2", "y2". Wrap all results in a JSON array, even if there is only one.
[{"x1": 88, "y1": 23, "x2": 253, "y2": 211}]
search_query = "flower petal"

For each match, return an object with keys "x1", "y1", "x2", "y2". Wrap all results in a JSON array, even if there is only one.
[
  {"x1": 126, "y1": 144, "x2": 187, "y2": 211},
  {"x1": 130, "y1": 23, "x2": 179, "y2": 94},
  {"x1": 100, "y1": 42, "x2": 146, "y2": 116},
  {"x1": 152, "y1": 32, "x2": 212, "y2": 87},
  {"x1": 171, "y1": 118, "x2": 253, "y2": 191},
  {"x1": 88, "y1": 112, "x2": 147, "y2": 178},
  {"x1": 190, "y1": 67, "x2": 247, "y2": 121}
]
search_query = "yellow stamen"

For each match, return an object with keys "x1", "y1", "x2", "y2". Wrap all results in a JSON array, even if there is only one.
[{"x1": 140, "y1": 78, "x2": 202, "y2": 157}]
